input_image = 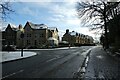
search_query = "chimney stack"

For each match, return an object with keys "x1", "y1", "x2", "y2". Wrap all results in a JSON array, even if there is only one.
[{"x1": 66, "y1": 29, "x2": 69, "y2": 34}]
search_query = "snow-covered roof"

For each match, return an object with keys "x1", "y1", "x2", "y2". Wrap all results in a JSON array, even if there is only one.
[
  {"x1": 69, "y1": 31, "x2": 84, "y2": 37},
  {"x1": 66, "y1": 30, "x2": 93, "y2": 40},
  {"x1": 1, "y1": 23, "x2": 17, "y2": 31},
  {"x1": 10, "y1": 23, "x2": 17, "y2": 28},
  {"x1": 1, "y1": 27, "x2": 6, "y2": 31},
  {"x1": 28, "y1": 22, "x2": 48, "y2": 29},
  {"x1": 70, "y1": 31, "x2": 77, "y2": 36},
  {"x1": 48, "y1": 27, "x2": 58, "y2": 32},
  {"x1": 27, "y1": 22, "x2": 58, "y2": 31}
]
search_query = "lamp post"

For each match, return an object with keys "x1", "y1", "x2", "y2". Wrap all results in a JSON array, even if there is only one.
[{"x1": 20, "y1": 32, "x2": 24, "y2": 57}]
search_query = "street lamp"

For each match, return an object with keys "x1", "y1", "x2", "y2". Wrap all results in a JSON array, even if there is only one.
[{"x1": 20, "y1": 32, "x2": 24, "y2": 57}]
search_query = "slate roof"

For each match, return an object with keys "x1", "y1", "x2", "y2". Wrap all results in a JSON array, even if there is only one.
[
  {"x1": 48, "y1": 27, "x2": 58, "y2": 32},
  {"x1": 2, "y1": 24, "x2": 17, "y2": 31},
  {"x1": 27, "y1": 22, "x2": 58, "y2": 32},
  {"x1": 68, "y1": 31, "x2": 84, "y2": 37},
  {"x1": 28, "y1": 22, "x2": 48, "y2": 29},
  {"x1": 65, "y1": 30, "x2": 93, "y2": 40}
]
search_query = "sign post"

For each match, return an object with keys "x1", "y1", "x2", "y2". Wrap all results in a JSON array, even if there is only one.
[{"x1": 20, "y1": 32, "x2": 24, "y2": 57}]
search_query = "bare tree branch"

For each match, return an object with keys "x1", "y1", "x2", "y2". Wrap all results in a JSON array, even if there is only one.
[{"x1": 0, "y1": 0, "x2": 14, "y2": 20}]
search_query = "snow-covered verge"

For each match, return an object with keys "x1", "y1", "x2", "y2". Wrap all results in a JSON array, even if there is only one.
[
  {"x1": 0, "y1": 51, "x2": 37, "y2": 63},
  {"x1": 17, "y1": 47, "x2": 80, "y2": 51}
]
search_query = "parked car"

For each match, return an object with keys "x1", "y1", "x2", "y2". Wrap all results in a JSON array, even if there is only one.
[{"x1": 2, "y1": 45, "x2": 16, "y2": 51}]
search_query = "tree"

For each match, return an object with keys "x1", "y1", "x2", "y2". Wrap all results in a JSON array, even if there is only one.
[
  {"x1": 0, "y1": 0, "x2": 14, "y2": 20},
  {"x1": 0, "y1": 0, "x2": 14, "y2": 31},
  {"x1": 76, "y1": 0, "x2": 119, "y2": 49},
  {"x1": 107, "y1": 2, "x2": 120, "y2": 49}
]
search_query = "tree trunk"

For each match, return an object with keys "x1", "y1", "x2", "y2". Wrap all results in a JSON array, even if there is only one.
[
  {"x1": 115, "y1": 35, "x2": 120, "y2": 50},
  {"x1": 104, "y1": 4, "x2": 109, "y2": 49}
]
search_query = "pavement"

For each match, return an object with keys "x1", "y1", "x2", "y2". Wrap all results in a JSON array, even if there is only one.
[
  {"x1": 17, "y1": 47, "x2": 80, "y2": 51},
  {"x1": 1, "y1": 51, "x2": 37, "y2": 63},
  {"x1": 106, "y1": 48, "x2": 120, "y2": 60},
  {"x1": 83, "y1": 46, "x2": 120, "y2": 80}
]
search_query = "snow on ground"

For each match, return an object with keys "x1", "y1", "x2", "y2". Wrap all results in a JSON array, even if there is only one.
[
  {"x1": 19, "y1": 47, "x2": 80, "y2": 51},
  {"x1": 1, "y1": 51, "x2": 37, "y2": 63}
]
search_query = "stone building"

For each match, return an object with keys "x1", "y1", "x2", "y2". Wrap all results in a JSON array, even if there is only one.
[
  {"x1": 62, "y1": 29, "x2": 94, "y2": 46},
  {"x1": 16, "y1": 24, "x2": 24, "y2": 48},
  {"x1": 17, "y1": 21, "x2": 59, "y2": 48},
  {"x1": 2, "y1": 24, "x2": 17, "y2": 46}
]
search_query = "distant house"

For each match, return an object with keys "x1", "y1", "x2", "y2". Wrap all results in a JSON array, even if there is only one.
[
  {"x1": 17, "y1": 21, "x2": 59, "y2": 48},
  {"x1": 47, "y1": 37, "x2": 58, "y2": 47},
  {"x1": 2, "y1": 24, "x2": 17, "y2": 46},
  {"x1": 47, "y1": 27, "x2": 59, "y2": 47},
  {"x1": 62, "y1": 29, "x2": 94, "y2": 46}
]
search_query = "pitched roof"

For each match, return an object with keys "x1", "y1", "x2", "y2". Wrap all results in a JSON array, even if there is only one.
[
  {"x1": 27, "y1": 22, "x2": 48, "y2": 29},
  {"x1": 48, "y1": 27, "x2": 58, "y2": 32},
  {"x1": 68, "y1": 31, "x2": 84, "y2": 37},
  {"x1": 1, "y1": 24, "x2": 17, "y2": 31},
  {"x1": 69, "y1": 31, "x2": 77, "y2": 36},
  {"x1": 64, "y1": 30, "x2": 94, "y2": 40},
  {"x1": 6, "y1": 24, "x2": 18, "y2": 31},
  {"x1": 26, "y1": 22, "x2": 58, "y2": 31}
]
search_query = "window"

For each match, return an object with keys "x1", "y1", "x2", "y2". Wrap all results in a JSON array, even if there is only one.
[
  {"x1": 27, "y1": 40, "x2": 30, "y2": 45},
  {"x1": 29, "y1": 34, "x2": 31, "y2": 37},
  {"x1": 27, "y1": 34, "x2": 28, "y2": 37},
  {"x1": 34, "y1": 40, "x2": 37, "y2": 45},
  {"x1": 41, "y1": 34, "x2": 44, "y2": 37},
  {"x1": 39, "y1": 33, "x2": 44, "y2": 37},
  {"x1": 27, "y1": 34, "x2": 31, "y2": 37}
]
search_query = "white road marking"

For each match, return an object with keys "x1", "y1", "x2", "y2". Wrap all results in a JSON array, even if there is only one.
[
  {"x1": 46, "y1": 58, "x2": 57, "y2": 62},
  {"x1": 2, "y1": 70, "x2": 24, "y2": 79},
  {"x1": 73, "y1": 52, "x2": 80, "y2": 54},
  {"x1": 46, "y1": 56, "x2": 62, "y2": 62}
]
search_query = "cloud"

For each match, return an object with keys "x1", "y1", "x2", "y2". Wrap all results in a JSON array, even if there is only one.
[
  {"x1": 9, "y1": 1, "x2": 96, "y2": 39},
  {"x1": 16, "y1": 1, "x2": 80, "y2": 26},
  {"x1": 10, "y1": 0, "x2": 80, "y2": 2},
  {"x1": 18, "y1": 7, "x2": 37, "y2": 16},
  {"x1": 47, "y1": 2, "x2": 81, "y2": 25},
  {"x1": 9, "y1": 0, "x2": 119, "y2": 3},
  {"x1": 66, "y1": 19, "x2": 80, "y2": 25},
  {"x1": 53, "y1": 15, "x2": 65, "y2": 18}
]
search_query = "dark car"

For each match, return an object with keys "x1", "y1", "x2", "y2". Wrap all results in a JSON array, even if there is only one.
[{"x1": 2, "y1": 45, "x2": 16, "y2": 51}]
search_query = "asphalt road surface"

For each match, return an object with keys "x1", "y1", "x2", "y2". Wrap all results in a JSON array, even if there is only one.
[{"x1": 2, "y1": 46, "x2": 93, "y2": 79}]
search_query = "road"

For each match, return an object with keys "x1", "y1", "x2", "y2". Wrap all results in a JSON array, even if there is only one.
[{"x1": 2, "y1": 46, "x2": 93, "y2": 79}]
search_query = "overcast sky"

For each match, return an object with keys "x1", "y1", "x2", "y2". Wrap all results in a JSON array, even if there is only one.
[{"x1": 3, "y1": 0, "x2": 115, "y2": 41}]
